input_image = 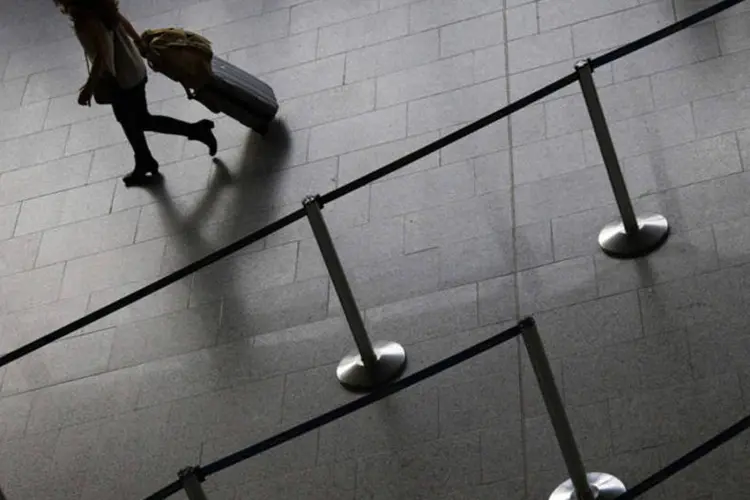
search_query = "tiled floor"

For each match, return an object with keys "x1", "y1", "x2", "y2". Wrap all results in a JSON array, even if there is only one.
[{"x1": 1, "y1": 0, "x2": 750, "y2": 498}]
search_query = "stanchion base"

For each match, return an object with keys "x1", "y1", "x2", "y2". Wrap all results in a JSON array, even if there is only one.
[
  {"x1": 336, "y1": 341, "x2": 407, "y2": 392},
  {"x1": 550, "y1": 472, "x2": 626, "y2": 500},
  {"x1": 598, "y1": 213, "x2": 669, "y2": 259}
]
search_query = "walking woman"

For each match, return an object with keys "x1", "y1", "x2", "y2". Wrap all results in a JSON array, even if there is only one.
[{"x1": 54, "y1": 0, "x2": 217, "y2": 187}]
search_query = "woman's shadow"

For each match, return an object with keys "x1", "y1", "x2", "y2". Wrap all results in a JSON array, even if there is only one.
[{"x1": 147, "y1": 118, "x2": 292, "y2": 383}]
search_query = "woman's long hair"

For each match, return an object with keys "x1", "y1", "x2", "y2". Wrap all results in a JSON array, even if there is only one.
[{"x1": 53, "y1": 0, "x2": 120, "y2": 29}]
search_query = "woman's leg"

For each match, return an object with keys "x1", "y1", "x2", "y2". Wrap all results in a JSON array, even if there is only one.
[
  {"x1": 133, "y1": 82, "x2": 218, "y2": 155},
  {"x1": 111, "y1": 83, "x2": 160, "y2": 187}
]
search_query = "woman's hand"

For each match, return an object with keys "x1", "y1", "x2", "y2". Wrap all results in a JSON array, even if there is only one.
[{"x1": 78, "y1": 83, "x2": 93, "y2": 106}]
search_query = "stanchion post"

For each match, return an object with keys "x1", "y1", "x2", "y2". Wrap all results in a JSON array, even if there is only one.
[
  {"x1": 178, "y1": 467, "x2": 209, "y2": 500},
  {"x1": 575, "y1": 59, "x2": 669, "y2": 259},
  {"x1": 520, "y1": 318, "x2": 626, "y2": 500},
  {"x1": 302, "y1": 195, "x2": 406, "y2": 391}
]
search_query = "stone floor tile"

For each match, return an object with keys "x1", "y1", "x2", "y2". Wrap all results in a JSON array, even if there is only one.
[
  {"x1": 0, "y1": 101, "x2": 47, "y2": 142},
  {"x1": 438, "y1": 231, "x2": 515, "y2": 288},
  {"x1": 583, "y1": 104, "x2": 696, "y2": 165},
  {"x1": 190, "y1": 241, "x2": 298, "y2": 305},
  {"x1": 0, "y1": 263, "x2": 64, "y2": 315},
  {"x1": 365, "y1": 284, "x2": 478, "y2": 345},
  {"x1": 344, "y1": 30, "x2": 439, "y2": 83},
  {"x1": 337, "y1": 131, "x2": 440, "y2": 185},
  {"x1": 218, "y1": 276, "x2": 330, "y2": 341},
  {"x1": 525, "y1": 401, "x2": 613, "y2": 473},
  {"x1": 474, "y1": 150, "x2": 512, "y2": 195},
  {"x1": 0, "y1": 152, "x2": 92, "y2": 206},
  {"x1": 613, "y1": 23, "x2": 719, "y2": 83},
  {"x1": 0, "y1": 127, "x2": 69, "y2": 175},
  {"x1": 176, "y1": 0, "x2": 265, "y2": 31},
  {"x1": 106, "y1": 303, "x2": 220, "y2": 370},
  {"x1": 228, "y1": 30, "x2": 318, "y2": 75},
  {"x1": 715, "y1": 11, "x2": 750, "y2": 54},
  {"x1": 202, "y1": 9, "x2": 289, "y2": 54},
  {"x1": 508, "y1": 27, "x2": 574, "y2": 74},
  {"x1": 439, "y1": 120, "x2": 510, "y2": 166},
  {"x1": 693, "y1": 87, "x2": 750, "y2": 139},
  {"x1": 317, "y1": 6, "x2": 409, "y2": 58},
  {"x1": 408, "y1": 0, "x2": 502, "y2": 33},
  {"x1": 0, "y1": 77, "x2": 25, "y2": 112},
  {"x1": 0, "y1": 392, "x2": 33, "y2": 442},
  {"x1": 290, "y1": 0, "x2": 378, "y2": 34},
  {"x1": 594, "y1": 226, "x2": 719, "y2": 297},
  {"x1": 714, "y1": 214, "x2": 750, "y2": 267},
  {"x1": 25, "y1": 366, "x2": 143, "y2": 434},
  {"x1": 280, "y1": 80, "x2": 375, "y2": 131},
  {"x1": 356, "y1": 433, "x2": 482, "y2": 499},
  {"x1": 36, "y1": 208, "x2": 139, "y2": 267},
  {"x1": 0, "y1": 233, "x2": 40, "y2": 278},
  {"x1": 2, "y1": 329, "x2": 114, "y2": 395},
  {"x1": 514, "y1": 165, "x2": 613, "y2": 226},
  {"x1": 296, "y1": 216, "x2": 404, "y2": 281},
  {"x1": 573, "y1": 2, "x2": 675, "y2": 57},
  {"x1": 439, "y1": 11, "x2": 505, "y2": 58},
  {"x1": 609, "y1": 373, "x2": 745, "y2": 453},
  {"x1": 308, "y1": 104, "x2": 407, "y2": 161},
  {"x1": 0, "y1": 202, "x2": 19, "y2": 240},
  {"x1": 65, "y1": 115, "x2": 126, "y2": 156},
  {"x1": 0, "y1": 297, "x2": 89, "y2": 354},
  {"x1": 517, "y1": 256, "x2": 597, "y2": 314},
  {"x1": 407, "y1": 78, "x2": 508, "y2": 136},
  {"x1": 477, "y1": 274, "x2": 517, "y2": 326},
  {"x1": 562, "y1": 330, "x2": 692, "y2": 407},
  {"x1": 261, "y1": 55, "x2": 345, "y2": 101},
  {"x1": 88, "y1": 135, "x2": 186, "y2": 183},
  {"x1": 370, "y1": 161, "x2": 475, "y2": 219},
  {"x1": 327, "y1": 249, "x2": 440, "y2": 314},
  {"x1": 638, "y1": 266, "x2": 750, "y2": 335},
  {"x1": 15, "y1": 180, "x2": 116, "y2": 237},
  {"x1": 59, "y1": 239, "x2": 166, "y2": 299},
  {"x1": 538, "y1": 0, "x2": 638, "y2": 32},
  {"x1": 513, "y1": 131, "x2": 587, "y2": 185}
]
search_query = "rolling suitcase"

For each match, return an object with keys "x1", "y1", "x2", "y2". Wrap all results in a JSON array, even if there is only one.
[{"x1": 195, "y1": 57, "x2": 279, "y2": 135}]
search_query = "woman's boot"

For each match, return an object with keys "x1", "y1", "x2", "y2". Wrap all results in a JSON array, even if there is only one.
[{"x1": 189, "y1": 119, "x2": 218, "y2": 156}]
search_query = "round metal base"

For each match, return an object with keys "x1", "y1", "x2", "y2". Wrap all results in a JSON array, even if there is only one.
[
  {"x1": 336, "y1": 341, "x2": 407, "y2": 392},
  {"x1": 550, "y1": 473, "x2": 626, "y2": 500},
  {"x1": 598, "y1": 213, "x2": 669, "y2": 259}
]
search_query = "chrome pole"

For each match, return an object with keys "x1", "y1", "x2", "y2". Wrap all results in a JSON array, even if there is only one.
[
  {"x1": 520, "y1": 318, "x2": 626, "y2": 500},
  {"x1": 575, "y1": 59, "x2": 669, "y2": 259},
  {"x1": 303, "y1": 195, "x2": 406, "y2": 391}
]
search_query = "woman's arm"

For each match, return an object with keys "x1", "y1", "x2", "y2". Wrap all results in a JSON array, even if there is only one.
[
  {"x1": 117, "y1": 12, "x2": 146, "y2": 53},
  {"x1": 77, "y1": 18, "x2": 112, "y2": 105}
]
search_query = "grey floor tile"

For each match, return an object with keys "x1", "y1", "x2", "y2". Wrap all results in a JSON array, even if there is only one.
[
  {"x1": 405, "y1": 190, "x2": 513, "y2": 254},
  {"x1": 0, "y1": 202, "x2": 19, "y2": 240},
  {"x1": 344, "y1": 30, "x2": 439, "y2": 83},
  {"x1": 232, "y1": 462, "x2": 353, "y2": 500},
  {"x1": 407, "y1": 78, "x2": 508, "y2": 136},
  {"x1": 609, "y1": 373, "x2": 744, "y2": 453},
  {"x1": 290, "y1": 0, "x2": 378, "y2": 34},
  {"x1": 572, "y1": 1, "x2": 675, "y2": 57},
  {"x1": 0, "y1": 101, "x2": 47, "y2": 142},
  {"x1": 328, "y1": 249, "x2": 441, "y2": 313},
  {"x1": 0, "y1": 263, "x2": 64, "y2": 315},
  {"x1": 0, "y1": 392, "x2": 33, "y2": 442},
  {"x1": 0, "y1": 127, "x2": 68, "y2": 175},
  {"x1": 317, "y1": 6, "x2": 409, "y2": 58},
  {"x1": 280, "y1": 80, "x2": 375, "y2": 131},
  {"x1": 474, "y1": 150, "x2": 512, "y2": 195},
  {"x1": 261, "y1": 55, "x2": 345, "y2": 101},
  {"x1": 438, "y1": 231, "x2": 515, "y2": 288},
  {"x1": 308, "y1": 104, "x2": 407, "y2": 161},
  {"x1": 202, "y1": 9, "x2": 289, "y2": 54},
  {"x1": 562, "y1": 330, "x2": 693, "y2": 407},
  {"x1": 25, "y1": 366, "x2": 143, "y2": 434},
  {"x1": 2, "y1": 329, "x2": 114, "y2": 395},
  {"x1": 714, "y1": 214, "x2": 750, "y2": 266},
  {"x1": 408, "y1": 0, "x2": 502, "y2": 33},
  {"x1": 355, "y1": 433, "x2": 482, "y2": 499},
  {"x1": 176, "y1": 0, "x2": 264, "y2": 31},
  {"x1": 525, "y1": 401, "x2": 612, "y2": 473},
  {"x1": 107, "y1": 304, "x2": 220, "y2": 370},
  {"x1": 514, "y1": 165, "x2": 613, "y2": 227},
  {"x1": 693, "y1": 87, "x2": 750, "y2": 138},
  {"x1": 219, "y1": 277, "x2": 330, "y2": 341},
  {"x1": 715, "y1": 11, "x2": 750, "y2": 54},
  {"x1": 538, "y1": 0, "x2": 638, "y2": 32},
  {"x1": 638, "y1": 266, "x2": 750, "y2": 335},
  {"x1": 508, "y1": 27, "x2": 573, "y2": 74},
  {"x1": 337, "y1": 131, "x2": 440, "y2": 185},
  {"x1": 440, "y1": 11, "x2": 505, "y2": 57},
  {"x1": 507, "y1": 2, "x2": 538, "y2": 40},
  {"x1": 0, "y1": 152, "x2": 92, "y2": 206},
  {"x1": 15, "y1": 180, "x2": 116, "y2": 237},
  {"x1": 89, "y1": 135, "x2": 185, "y2": 183},
  {"x1": 228, "y1": 31, "x2": 318, "y2": 75},
  {"x1": 370, "y1": 161, "x2": 475, "y2": 219},
  {"x1": 512, "y1": 131, "x2": 587, "y2": 185},
  {"x1": 478, "y1": 274, "x2": 517, "y2": 326},
  {"x1": 439, "y1": 120, "x2": 510, "y2": 165},
  {"x1": 36, "y1": 208, "x2": 140, "y2": 267},
  {"x1": 366, "y1": 284, "x2": 478, "y2": 345},
  {"x1": 517, "y1": 256, "x2": 597, "y2": 314},
  {"x1": 0, "y1": 233, "x2": 39, "y2": 278}
]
